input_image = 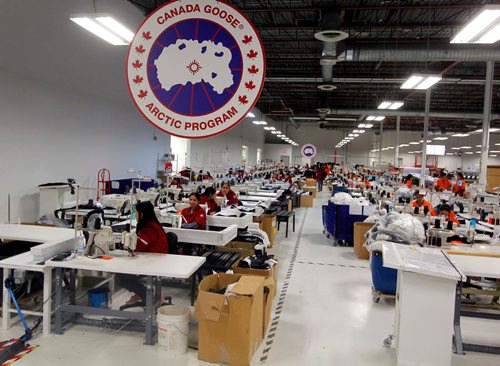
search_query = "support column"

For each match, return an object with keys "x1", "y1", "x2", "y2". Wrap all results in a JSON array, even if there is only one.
[
  {"x1": 395, "y1": 115, "x2": 400, "y2": 168},
  {"x1": 421, "y1": 89, "x2": 431, "y2": 187},
  {"x1": 378, "y1": 121, "x2": 384, "y2": 169},
  {"x1": 479, "y1": 60, "x2": 494, "y2": 188}
]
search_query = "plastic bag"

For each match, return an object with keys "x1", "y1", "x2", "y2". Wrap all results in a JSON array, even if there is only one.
[
  {"x1": 332, "y1": 192, "x2": 354, "y2": 205},
  {"x1": 395, "y1": 187, "x2": 412, "y2": 201},
  {"x1": 38, "y1": 214, "x2": 70, "y2": 228},
  {"x1": 379, "y1": 212, "x2": 425, "y2": 244}
]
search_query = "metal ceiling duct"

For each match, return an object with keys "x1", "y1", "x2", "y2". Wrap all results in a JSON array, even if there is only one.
[
  {"x1": 341, "y1": 42, "x2": 500, "y2": 62},
  {"x1": 315, "y1": 10, "x2": 346, "y2": 83},
  {"x1": 300, "y1": 109, "x2": 500, "y2": 120}
]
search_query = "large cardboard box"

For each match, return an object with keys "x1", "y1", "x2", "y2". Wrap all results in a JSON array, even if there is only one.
[
  {"x1": 306, "y1": 178, "x2": 316, "y2": 187},
  {"x1": 300, "y1": 194, "x2": 313, "y2": 208},
  {"x1": 218, "y1": 241, "x2": 256, "y2": 258},
  {"x1": 354, "y1": 222, "x2": 374, "y2": 260},
  {"x1": 297, "y1": 181, "x2": 305, "y2": 189},
  {"x1": 196, "y1": 274, "x2": 265, "y2": 366},
  {"x1": 260, "y1": 214, "x2": 277, "y2": 247},
  {"x1": 303, "y1": 186, "x2": 317, "y2": 198}
]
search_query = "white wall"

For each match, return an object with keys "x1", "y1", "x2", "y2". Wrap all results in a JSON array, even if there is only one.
[
  {"x1": 170, "y1": 136, "x2": 191, "y2": 173},
  {"x1": 0, "y1": 72, "x2": 170, "y2": 223},
  {"x1": 263, "y1": 144, "x2": 293, "y2": 164},
  {"x1": 189, "y1": 118, "x2": 266, "y2": 174}
]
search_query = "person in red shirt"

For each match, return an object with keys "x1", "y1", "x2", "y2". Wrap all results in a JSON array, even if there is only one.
[
  {"x1": 199, "y1": 187, "x2": 221, "y2": 215},
  {"x1": 453, "y1": 173, "x2": 467, "y2": 196},
  {"x1": 435, "y1": 173, "x2": 452, "y2": 192},
  {"x1": 181, "y1": 193, "x2": 207, "y2": 230},
  {"x1": 169, "y1": 178, "x2": 183, "y2": 189},
  {"x1": 217, "y1": 182, "x2": 239, "y2": 206},
  {"x1": 316, "y1": 164, "x2": 325, "y2": 191},
  {"x1": 405, "y1": 174, "x2": 413, "y2": 189},
  {"x1": 120, "y1": 201, "x2": 168, "y2": 306},
  {"x1": 411, "y1": 190, "x2": 437, "y2": 216},
  {"x1": 439, "y1": 204, "x2": 460, "y2": 226}
]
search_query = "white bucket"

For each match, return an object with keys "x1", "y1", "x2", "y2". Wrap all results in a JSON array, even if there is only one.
[{"x1": 157, "y1": 305, "x2": 190, "y2": 355}]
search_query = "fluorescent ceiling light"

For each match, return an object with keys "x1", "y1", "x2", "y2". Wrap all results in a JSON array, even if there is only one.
[
  {"x1": 353, "y1": 134, "x2": 359, "y2": 137},
  {"x1": 476, "y1": 151, "x2": 482, "y2": 154},
  {"x1": 451, "y1": 6, "x2": 500, "y2": 44},
  {"x1": 358, "y1": 124, "x2": 366, "y2": 128},
  {"x1": 364, "y1": 124, "x2": 373, "y2": 129},
  {"x1": 399, "y1": 144, "x2": 410, "y2": 147},
  {"x1": 461, "y1": 146, "x2": 472, "y2": 149},
  {"x1": 491, "y1": 155, "x2": 498, "y2": 157},
  {"x1": 433, "y1": 137, "x2": 448, "y2": 140},
  {"x1": 263, "y1": 127, "x2": 271, "y2": 130},
  {"x1": 358, "y1": 130, "x2": 365, "y2": 133},
  {"x1": 378, "y1": 101, "x2": 404, "y2": 110},
  {"x1": 268, "y1": 127, "x2": 276, "y2": 131},
  {"x1": 277, "y1": 134, "x2": 284, "y2": 137},
  {"x1": 70, "y1": 15, "x2": 132, "y2": 45},
  {"x1": 476, "y1": 145, "x2": 482, "y2": 147},
  {"x1": 247, "y1": 112, "x2": 256, "y2": 118},
  {"x1": 353, "y1": 130, "x2": 359, "y2": 133},
  {"x1": 275, "y1": 131, "x2": 282, "y2": 134},
  {"x1": 452, "y1": 133, "x2": 469, "y2": 137},
  {"x1": 401, "y1": 74, "x2": 441, "y2": 90},
  {"x1": 446, "y1": 153, "x2": 454, "y2": 155},
  {"x1": 451, "y1": 147, "x2": 461, "y2": 150},
  {"x1": 271, "y1": 131, "x2": 279, "y2": 134},
  {"x1": 95, "y1": 16, "x2": 134, "y2": 42},
  {"x1": 409, "y1": 142, "x2": 419, "y2": 145},
  {"x1": 491, "y1": 150, "x2": 500, "y2": 153},
  {"x1": 252, "y1": 120, "x2": 261, "y2": 125},
  {"x1": 474, "y1": 128, "x2": 500, "y2": 133},
  {"x1": 348, "y1": 134, "x2": 354, "y2": 137},
  {"x1": 366, "y1": 116, "x2": 376, "y2": 121},
  {"x1": 259, "y1": 121, "x2": 267, "y2": 125},
  {"x1": 465, "y1": 152, "x2": 474, "y2": 155},
  {"x1": 374, "y1": 116, "x2": 385, "y2": 121}
]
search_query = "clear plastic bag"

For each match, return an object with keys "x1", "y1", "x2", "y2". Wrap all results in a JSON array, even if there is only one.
[{"x1": 332, "y1": 192, "x2": 354, "y2": 205}]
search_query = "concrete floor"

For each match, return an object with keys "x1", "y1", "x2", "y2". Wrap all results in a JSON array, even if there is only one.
[{"x1": 1, "y1": 189, "x2": 500, "y2": 365}]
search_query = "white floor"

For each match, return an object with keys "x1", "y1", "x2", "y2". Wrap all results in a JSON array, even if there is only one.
[{"x1": 2, "y1": 190, "x2": 500, "y2": 365}]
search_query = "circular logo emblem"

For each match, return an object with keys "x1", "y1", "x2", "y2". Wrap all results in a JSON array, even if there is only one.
[
  {"x1": 126, "y1": 0, "x2": 266, "y2": 139},
  {"x1": 302, "y1": 144, "x2": 317, "y2": 158}
]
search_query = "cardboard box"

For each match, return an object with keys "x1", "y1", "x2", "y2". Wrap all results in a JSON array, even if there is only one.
[
  {"x1": 300, "y1": 194, "x2": 313, "y2": 208},
  {"x1": 297, "y1": 181, "x2": 305, "y2": 189},
  {"x1": 306, "y1": 178, "x2": 316, "y2": 187},
  {"x1": 218, "y1": 241, "x2": 256, "y2": 258},
  {"x1": 303, "y1": 186, "x2": 317, "y2": 198},
  {"x1": 260, "y1": 214, "x2": 277, "y2": 247},
  {"x1": 354, "y1": 222, "x2": 374, "y2": 260},
  {"x1": 262, "y1": 277, "x2": 276, "y2": 337},
  {"x1": 232, "y1": 262, "x2": 278, "y2": 289},
  {"x1": 196, "y1": 274, "x2": 265, "y2": 366}
]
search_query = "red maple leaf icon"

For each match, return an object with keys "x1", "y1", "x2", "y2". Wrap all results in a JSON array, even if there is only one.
[
  {"x1": 132, "y1": 60, "x2": 143, "y2": 69},
  {"x1": 138, "y1": 90, "x2": 148, "y2": 99},
  {"x1": 248, "y1": 65, "x2": 259, "y2": 74},
  {"x1": 135, "y1": 45, "x2": 145, "y2": 54},
  {"x1": 245, "y1": 81, "x2": 256, "y2": 90},
  {"x1": 133, "y1": 75, "x2": 143, "y2": 84},
  {"x1": 142, "y1": 31, "x2": 152, "y2": 40},
  {"x1": 247, "y1": 49, "x2": 258, "y2": 59},
  {"x1": 238, "y1": 95, "x2": 248, "y2": 104},
  {"x1": 242, "y1": 35, "x2": 253, "y2": 44}
]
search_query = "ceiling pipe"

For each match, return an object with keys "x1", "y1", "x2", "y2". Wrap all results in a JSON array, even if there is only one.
[
  {"x1": 265, "y1": 77, "x2": 500, "y2": 85},
  {"x1": 340, "y1": 43, "x2": 500, "y2": 62}
]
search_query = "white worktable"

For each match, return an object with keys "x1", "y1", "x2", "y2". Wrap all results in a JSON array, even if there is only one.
[
  {"x1": 207, "y1": 213, "x2": 253, "y2": 229},
  {"x1": 0, "y1": 224, "x2": 75, "y2": 336},
  {"x1": 382, "y1": 242, "x2": 462, "y2": 366},
  {"x1": 46, "y1": 251, "x2": 204, "y2": 278}
]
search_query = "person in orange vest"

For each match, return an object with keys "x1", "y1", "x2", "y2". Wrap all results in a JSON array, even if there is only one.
[
  {"x1": 435, "y1": 172, "x2": 452, "y2": 192},
  {"x1": 453, "y1": 172, "x2": 467, "y2": 196},
  {"x1": 438, "y1": 204, "x2": 460, "y2": 226},
  {"x1": 411, "y1": 190, "x2": 437, "y2": 216},
  {"x1": 364, "y1": 176, "x2": 371, "y2": 188}
]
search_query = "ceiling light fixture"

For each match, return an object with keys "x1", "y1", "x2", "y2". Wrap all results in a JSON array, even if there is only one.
[
  {"x1": 433, "y1": 137, "x2": 449, "y2": 141},
  {"x1": 378, "y1": 101, "x2": 404, "y2": 110},
  {"x1": 452, "y1": 133, "x2": 469, "y2": 137},
  {"x1": 247, "y1": 112, "x2": 256, "y2": 118},
  {"x1": 70, "y1": 15, "x2": 133, "y2": 45},
  {"x1": 401, "y1": 74, "x2": 442, "y2": 90},
  {"x1": 409, "y1": 142, "x2": 419, "y2": 145},
  {"x1": 451, "y1": 5, "x2": 500, "y2": 44}
]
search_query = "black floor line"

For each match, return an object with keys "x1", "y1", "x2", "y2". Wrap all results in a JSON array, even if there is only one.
[
  {"x1": 296, "y1": 261, "x2": 368, "y2": 269},
  {"x1": 259, "y1": 208, "x2": 308, "y2": 364}
]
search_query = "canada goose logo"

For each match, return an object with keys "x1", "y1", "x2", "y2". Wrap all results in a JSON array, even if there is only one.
[
  {"x1": 126, "y1": 0, "x2": 265, "y2": 139},
  {"x1": 302, "y1": 144, "x2": 317, "y2": 158}
]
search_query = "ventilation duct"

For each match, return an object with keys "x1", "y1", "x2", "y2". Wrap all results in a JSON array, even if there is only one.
[{"x1": 315, "y1": 10, "x2": 346, "y2": 84}]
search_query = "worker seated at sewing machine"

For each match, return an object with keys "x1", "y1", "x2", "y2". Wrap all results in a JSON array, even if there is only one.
[
  {"x1": 169, "y1": 178, "x2": 183, "y2": 189},
  {"x1": 453, "y1": 172, "x2": 467, "y2": 197},
  {"x1": 217, "y1": 181, "x2": 239, "y2": 206},
  {"x1": 438, "y1": 204, "x2": 460, "y2": 227},
  {"x1": 119, "y1": 201, "x2": 169, "y2": 307},
  {"x1": 412, "y1": 190, "x2": 437, "y2": 216},
  {"x1": 199, "y1": 187, "x2": 221, "y2": 215},
  {"x1": 434, "y1": 172, "x2": 452, "y2": 192}
]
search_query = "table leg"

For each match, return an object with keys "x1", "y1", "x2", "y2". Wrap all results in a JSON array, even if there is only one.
[
  {"x1": 144, "y1": 276, "x2": 154, "y2": 345},
  {"x1": 42, "y1": 268, "x2": 52, "y2": 336},
  {"x1": 191, "y1": 272, "x2": 197, "y2": 306},
  {"x1": 69, "y1": 269, "x2": 76, "y2": 305},
  {"x1": 293, "y1": 214, "x2": 295, "y2": 232},
  {"x1": 453, "y1": 282, "x2": 465, "y2": 355},
  {"x1": 286, "y1": 219, "x2": 289, "y2": 238},
  {"x1": 54, "y1": 268, "x2": 64, "y2": 334},
  {"x1": 155, "y1": 276, "x2": 161, "y2": 304},
  {"x1": 2, "y1": 268, "x2": 11, "y2": 331},
  {"x1": 277, "y1": 220, "x2": 281, "y2": 231}
]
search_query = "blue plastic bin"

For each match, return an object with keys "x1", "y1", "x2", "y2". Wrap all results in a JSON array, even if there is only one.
[
  {"x1": 327, "y1": 201, "x2": 367, "y2": 243},
  {"x1": 370, "y1": 251, "x2": 397, "y2": 295},
  {"x1": 88, "y1": 288, "x2": 111, "y2": 309}
]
